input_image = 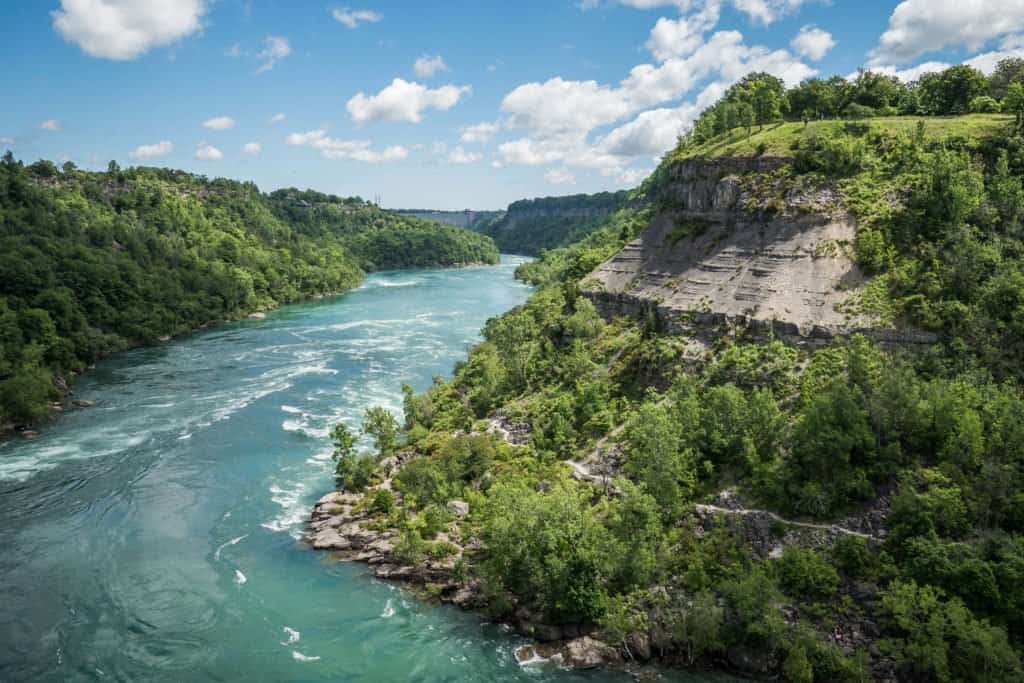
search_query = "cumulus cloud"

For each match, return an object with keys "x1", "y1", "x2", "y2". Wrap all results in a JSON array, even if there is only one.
[
  {"x1": 791, "y1": 25, "x2": 834, "y2": 61},
  {"x1": 256, "y1": 36, "x2": 291, "y2": 73},
  {"x1": 501, "y1": 30, "x2": 811, "y2": 139},
  {"x1": 347, "y1": 79, "x2": 470, "y2": 124},
  {"x1": 269, "y1": 113, "x2": 287, "y2": 124},
  {"x1": 203, "y1": 116, "x2": 237, "y2": 130},
  {"x1": 646, "y1": 2, "x2": 720, "y2": 61},
  {"x1": 414, "y1": 55, "x2": 448, "y2": 78},
  {"x1": 447, "y1": 146, "x2": 481, "y2": 164},
  {"x1": 194, "y1": 143, "x2": 223, "y2": 160},
  {"x1": 1, "y1": 137, "x2": 16, "y2": 146},
  {"x1": 544, "y1": 168, "x2": 576, "y2": 186},
  {"x1": 286, "y1": 129, "x2": 408, "y2": 162},
  {"x1": 870, "y1": 46, "x2": 1024, "y2": 83},
  {"x1": 129, "y1": 140, "x2": 173, "y2": 160},
  {"x1": 39, "y1": 120, "x2": 63, "y2": 131},
  {"x1": 52, "y1": 0, "x2": 207, "y2": 60},
  {"x1": 583, "y1": 0, "x2": 814, "y2": 24},
  {"x1": 460, "y1": 121, "x2": 500, "y2": 144},
  {"x1": 871, "y1": 0, "x2": 1024, "y2": 64},
  {"x1": 332, "y1": 7, "x2": 382, "y2": 29},
  {"x1": 242, "y1": 142, "x2": 262, "y2": 155},
  {"x1": 498, "y1": 26, "x2": 812, "y2": 183}
]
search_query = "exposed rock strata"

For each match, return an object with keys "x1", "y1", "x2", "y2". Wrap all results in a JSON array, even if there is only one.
[{"x1": 584, "y1": 157, "x2": 937, "y2": 351}]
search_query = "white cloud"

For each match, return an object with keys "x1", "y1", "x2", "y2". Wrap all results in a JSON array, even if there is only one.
[
  {"x1": 544, "y1": 168, "x2": 576, "y2": 185},
  {"x1": 501, "y1": 30, "x2": 811, "y2": 139},
  {"x1": 871, "y1": 0, "x2": 1024, "y2": 65},
  {"x1": 1004, "y1": 34, "x2": 1024, "y2": 50},
  {"x1": 731, "y1": 0, "x2": 811, "y2": 25},
  {"x1": 414, "y1": 54, "x2": 448, "y2": 78},
  {"x1": 460, "y1": 121, "x2": 500, "y2": 144},
  {"x1": 447, "y1": 146, "x2": 481, "y2": 164},
  {"x1": 646, "y1": 2, "x2": 720, "y2": 61},
  {"x1": 256, "y1": 36, "x2": 291, "y2": 73},
  {"x1": 0, "y1": 137, "x2": 16, "y2": 145},
  {"x1": 791, "y1": 25, "x2": 834, "y2": 61},
  {"x1": 869, "y1": 46, "x2": 1024, "y2": 83},
  {"x1": 225, "y1": 43, "x2": 245, "y2": 58},
  {"x1": 129, "y1": 140, "x2": 173, "y2": 160},
  {"x1": 194, "y1": 143, "x2": 223, "y2": 160},
  {"x1": 269, "y1": 113, "x2": 287, "y2": 124},
  {"x1": 584, "y1": 0, "x2": 812, "y2": 24},
  {"x1": 331, "y1": 7, "x2": 382, "y2": 29},
  {"x1": 203, "y1": 116, "x2": 237, "y2": 130},
  {"x1": 242, "y1": 142, "x2": 262, "y2": 155},
  {"x1": 498, "y1": 27, "x2": 812, "y2": 181},
  {"x1": 286, "y1": 129, "x2": 408, "y2": 162},
  {"x1": 347, "y1": 78, "x2": 470, "y2": 124},
  {"x1": 52, "y1": 0, "x2": 207, "y2": 60},
  {"x1": 40, "y1": 120, "x2": 63, "y2": 131}
]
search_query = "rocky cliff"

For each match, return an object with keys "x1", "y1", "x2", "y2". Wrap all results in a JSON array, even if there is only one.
[
  {"x1": 483, "y1": 191, "x2": 631, "y2": 255},
  {"x1": 584, "y1": 157, "x2": 935, "y2": 350}
]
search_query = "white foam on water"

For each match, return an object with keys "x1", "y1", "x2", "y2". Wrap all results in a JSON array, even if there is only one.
[
  {"x1": 380, "y1": 599, "x2": 395, "y2": 618},
  {"x1": 177, "y1": 432, "x2": 192, "y2": 440},
  {"x1": 281, "y1": 627, "x2": 300, "y2": 645},
  {"x1": 234, "y1": 570, "x2": 247, "y2": 585},
  {"x1": 291, "y1": 651, "x2": 320, "y2": 662},
  {"x1": 214, "y1": 534, "x2": 248, "y2": 561},
  {"x1": 281, "y1": 405, "x2": 302, "y2": 414},
  {"x1": 262, "y1": 482, "x2": 308, "y2": 537}
]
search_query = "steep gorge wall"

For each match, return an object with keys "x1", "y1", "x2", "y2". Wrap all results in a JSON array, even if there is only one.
[{"x1": 584, "y1": 158, "x2": 936, "y2": 350}]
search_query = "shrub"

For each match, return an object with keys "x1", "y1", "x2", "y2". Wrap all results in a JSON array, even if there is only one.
[{"x1": 777, "y1": 547, "x2": 840, "y2": 602}]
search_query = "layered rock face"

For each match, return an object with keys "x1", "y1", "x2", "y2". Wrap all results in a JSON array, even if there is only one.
[{"x1": 585, "y1": 157, "x2": 935, "y2": 350}]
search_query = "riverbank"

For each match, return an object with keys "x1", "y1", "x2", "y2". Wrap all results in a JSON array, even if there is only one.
[
  {"x1": 4, "y1": 260, "x2": 499, "y2": 439},
  {"x1": 306, "y1": 483, "x2": 647, "y2": 675}
]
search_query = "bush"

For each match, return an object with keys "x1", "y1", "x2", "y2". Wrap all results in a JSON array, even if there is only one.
[
  {"x1": 776, "y1": 547, "x2": 840, "y2": 602},
  {"x1": 968, "y1": 95, "x2": 1000, "y2": 114},
  {"x1": 371, "y1": 488, "x2": 396, "y2": 515}
]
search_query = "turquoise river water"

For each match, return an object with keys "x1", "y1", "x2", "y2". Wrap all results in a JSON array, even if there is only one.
[{"x1": 0, "y1": 257, "x2": 736, "y2": 682}]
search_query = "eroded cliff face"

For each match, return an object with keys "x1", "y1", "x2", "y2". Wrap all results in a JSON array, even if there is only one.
[{"x1": 584, "y1": 157, "x2": 935, "y2": 350}]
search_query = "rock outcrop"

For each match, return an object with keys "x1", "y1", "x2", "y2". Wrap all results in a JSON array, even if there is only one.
[{"x1": 584, "y1": 157, "x2": 937, "y2": 351}]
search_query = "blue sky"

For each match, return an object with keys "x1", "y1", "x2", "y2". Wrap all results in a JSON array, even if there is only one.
[{"x1": 1, "y1": 1, "x2": 1023, "y2": 209}]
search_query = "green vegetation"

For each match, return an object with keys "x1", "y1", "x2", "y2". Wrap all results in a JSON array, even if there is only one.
[
  {"x1": 478, "y1": 191, "x2": 631, "y2": 256},
  {"x1": 269, "y1": 189, "x2": 498, "y2": 271},
  {"x1": 0, "y1": 154, "x2": 497, "y2": 428},
  {"x1": 330, "y1": 60, "x2": 1024, "y2": 682}
]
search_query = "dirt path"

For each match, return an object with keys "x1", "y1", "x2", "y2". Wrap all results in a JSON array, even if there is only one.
[{"x1": 694, "y1": 503, "x2": 876, "y2": 540}]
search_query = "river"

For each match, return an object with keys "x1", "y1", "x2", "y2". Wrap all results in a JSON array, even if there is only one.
[{"x1": 0, "y1": 257, "x2": 733, "y2": 682}]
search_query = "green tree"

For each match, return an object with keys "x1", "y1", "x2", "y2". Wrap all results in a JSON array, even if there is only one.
[
  {"x1": 363, "y1": 406, "x2": 400, "y2": 456},
  {"x1": 1005, "y1": 82, "x2": 1024, "y2": 129}
]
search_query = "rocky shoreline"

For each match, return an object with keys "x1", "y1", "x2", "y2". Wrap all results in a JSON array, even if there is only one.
[
  {"x1": 305, "y1": 483, "x2": 644, "y2": 674},
  {"x1": 307, "y1": 470, "x2": 900, "y2": 681}
]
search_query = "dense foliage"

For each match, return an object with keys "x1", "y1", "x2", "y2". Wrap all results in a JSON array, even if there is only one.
[
  {"x1": 478, "y1": 191, "x2": 631, "y2": 256},
  {"x1": 334, "y1": 66, "x2": 1024, "y2": 680},
  {"x1": 683, "y1": 61, "x2": 1024, "y2": 148},
  {"x1": 268, "y1": 189, "x2": 498, "y2": 271},
  {"x1": 0, "y1": 155, "x2": 496, "y2": 427}
]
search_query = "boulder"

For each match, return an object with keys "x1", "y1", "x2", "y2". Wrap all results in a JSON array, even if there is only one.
[
  {"x1": 563, "y1": 637, "x2": 621, "y2": 669},
  {"x1": 626, "y1": 631, "x2": 652, "y2": 661},
  {"x1": 446, "y1": 500, "x2": 470, "y2": 517},
  {"x1": 247, "y1": 312, "x2": 267, "y2": 319},
  {"x1": 73, "y1": 399, "x2": 96, "y2": 408},
  {"x1": 21, "y1": 430, "x2": 39, "y2": 440}
]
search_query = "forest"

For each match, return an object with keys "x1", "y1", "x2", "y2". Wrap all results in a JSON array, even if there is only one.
[
  {"x1": 327, "y1": 61, "x2": 1024, "y2": 682},
  {"x1": 0, "y1": 155, "x2": 497, "y2": 429},
  {"x1": 476, "y1": 190, "x2": 631, "y2": 256}
]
